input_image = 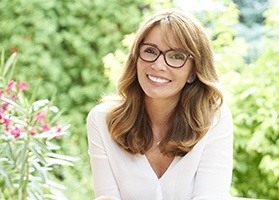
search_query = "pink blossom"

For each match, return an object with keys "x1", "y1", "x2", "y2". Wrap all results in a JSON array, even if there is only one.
[
  {"x1": 11, "y1": 127, "x2": 21, "y2": 138},
  {"x1": 56, "y1": 123, "x2": 62, "y2": 132},
  {"x1": 4, "y1": 118, "x2": 11, "y2": 131},
  {"x1": 0, "y1": 113, "x2": 4, "y2": 123},
  {"x1": 1, "y1": 102, "x2": 9, "y2": 111},
  {"x1": 55, "y1": 124, "x2": 62, "y2": 139},
  {"x1": 0, "y1": 112, "x2": 10, "y2": 131},
  {"x1": 11, "y1": 94, "x2": 18, "y2": 100},
  {"x1": 33, "y1": 111, "x2": 46, "y2": 123},
  {"x1": 7, "y1": 81, "x2": 15, "y2": 93},
  {"x1": 18, "y1": 82, "x2": 29, "y2": 91},
  {"x1": 30, "y1": 131, "x2": 36, "y2": 136},
  {"x1": 42, "y1": 123, "x2": 50, "y2": 132}
]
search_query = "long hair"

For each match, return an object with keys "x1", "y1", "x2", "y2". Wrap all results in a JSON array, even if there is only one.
[{"x1": 104, "y1": 8, "x2": 223, "y2": 157}]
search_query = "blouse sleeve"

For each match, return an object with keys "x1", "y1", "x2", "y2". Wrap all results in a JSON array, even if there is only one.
[
  {"x1": 86, "y1": 106, "x2": 122, "y2": 200},
  {"x1": 192, "y1": 105, "x2": 234, "y2": 200}
]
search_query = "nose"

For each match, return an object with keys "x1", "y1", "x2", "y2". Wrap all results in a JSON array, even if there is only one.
[{"x1": 152, "y1": 54, "x2": 167, "y2": 71}]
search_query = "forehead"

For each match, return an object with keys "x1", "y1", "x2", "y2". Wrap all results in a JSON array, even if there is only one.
[{"x1": 143, "y1": 26, "x2": 179, "y2": 50}]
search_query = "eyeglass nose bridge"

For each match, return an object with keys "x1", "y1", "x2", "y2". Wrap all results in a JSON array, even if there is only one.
[{"x1": 152, "y1": 49, "x2": 169, "y2": 65}]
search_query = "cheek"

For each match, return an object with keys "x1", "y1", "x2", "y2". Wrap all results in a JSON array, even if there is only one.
[
  {"x1": 136, "y1": 59, "x2": 149, "y2": 74},
  {"x1": 175, "y1": 70, "x2": 190, "y2": 85}
]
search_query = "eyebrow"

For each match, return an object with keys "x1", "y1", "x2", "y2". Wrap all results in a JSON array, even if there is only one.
[
  {"x1": 141, "y1": 42, "x2": 176, "y2": 51},
  {"x1": 141, "y1": 42, "x2": 186, "y2": 52}
]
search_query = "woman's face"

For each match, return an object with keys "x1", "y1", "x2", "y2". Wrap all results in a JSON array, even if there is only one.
[{"x1": 137, "y1": 26, "x2": 194, "y2": 103}]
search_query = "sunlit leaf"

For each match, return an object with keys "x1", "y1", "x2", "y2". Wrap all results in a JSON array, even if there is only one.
[
  {"x1": 27, "y1": 187, "x2": 41, "y2": 200},
  {"x1": 30, "y1": 145, "x2": 47, "y2": 165},
  {"x1": 29, "y1": 175, "x2": 44, "y2": 195},
  {"x1": 46, "y1": 152, "x2": 79, "y2": 162},
  {"x1": 31, "y1": 138, "x2": 49, "y2": 152},
  {"x1": 0, "y1": 165, "x2": 13, "y2": 189},
  {"x1": 5, "y1": 142, "x2": 13, "y2": 161},
  {"x1": 46, "y1": 180, "x2": 67, "y2": 190},
  {"x1": 29, "y1": 80, "x2": 42, "y2": 105},
  {"x1": 45, "y1": 158, "x2": 74, "y2": 167},
  {"x1": 2, "y1": 52, "x2": 17, "y2": 77},
  {"x1": 30, "y1": 161, "x2": 47, "y2": 183}
]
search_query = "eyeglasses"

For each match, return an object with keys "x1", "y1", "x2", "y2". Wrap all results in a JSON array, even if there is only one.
[{"x1": 138, "y1": 43, "x2": 193, "y2": 68}]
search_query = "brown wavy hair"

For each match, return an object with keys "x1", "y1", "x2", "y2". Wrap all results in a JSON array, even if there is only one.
[{"x1": 104, "y1": 8, "x2": 223, "y2": 157}]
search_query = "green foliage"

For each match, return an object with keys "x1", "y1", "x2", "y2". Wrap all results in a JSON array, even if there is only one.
[
  {"x1": 0, "y1": 52, "x2": 76, "y2": 199},
  {"x1": 0, "y1": 0, "x2": 174, "y2": 198},
  {"x1": 229, "y1": 1, "x2": 279, "y2": 199}
]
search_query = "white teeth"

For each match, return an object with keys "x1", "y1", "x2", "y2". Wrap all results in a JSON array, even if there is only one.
[{"x1": 148, "y1": 75, "x2": 170, "y2": 83}]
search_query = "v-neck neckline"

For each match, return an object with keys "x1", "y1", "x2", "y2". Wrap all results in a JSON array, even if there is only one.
[{"x1": 142, "y1": 155, "x2": 181, "y2": 180}]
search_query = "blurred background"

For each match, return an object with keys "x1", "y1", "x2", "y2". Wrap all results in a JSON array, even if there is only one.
[{"x1": 0, "y1": 0, "x2": 278, "y2": 199}]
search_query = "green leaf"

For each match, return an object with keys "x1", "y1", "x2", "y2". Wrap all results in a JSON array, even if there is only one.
[
  {"x1": 2, "y1": 52, "x2": 17, "y2": 77},
  {"x1": 30, "y1": 161, "x2": 46, "y2": 183},
  {"x1": 46, "y1": 180, "x2": 67, "y2": 190},
  {"x1": 0, "y1": 48, "x2": 4, "y2": 73},
  {"x1": 30, "y1": 145, "x2": 47, "y2": 165},
  {"x1": 15, "y1": 142, "x2": 28, "y2": 167},
  {"x1": 0, "y1": 165, "x2": 13, "y2": 190},
  {"x1": 47, "y1": 187, "x2": 69, "y2": 200},
  {"x1": 27, "y1": 187, "x2": 41, "y2": 200},
  {"x1": 29, "y1": 79, "x2": 42, "y2": 105},
  {"x1": 45, "y1": 158, "x2": 74, "y2": 166},
  {"x1": 49, "y1": 109, "x2": 64, "y2": 125},
  {"x1": 33, "y1": 128, "x2": 68, "y2": 139},
  {"x1": 46, "y1": 152, "x2": 79, "y2": 162},
  {"x1": 31, "y1": 138, "x2": 49, "y2": 152},
  {"x1": 5, "y1": 142, "x2": 14, "y2": 161},
  {"x1": 29, "y1": 175, "x2": 44, "y2": 195}
]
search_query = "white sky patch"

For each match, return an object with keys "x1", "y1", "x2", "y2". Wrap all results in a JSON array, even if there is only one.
[{"x1": 175, "y1": 0, "x2": 223, "y2": 11}]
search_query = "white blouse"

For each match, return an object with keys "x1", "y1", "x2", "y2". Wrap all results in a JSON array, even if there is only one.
[{"x1": 87, "y1": 102, "x2": 233, "y2": 200}]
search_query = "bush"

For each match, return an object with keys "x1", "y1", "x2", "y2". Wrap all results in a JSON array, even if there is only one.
[{"x1": 0, "y1": 51, "x2": 76, "y2": 199}]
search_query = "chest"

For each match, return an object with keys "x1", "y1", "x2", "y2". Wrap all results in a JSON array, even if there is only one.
[{"x1": 145, "y1": 148, "x2": 174, "y2": 179}]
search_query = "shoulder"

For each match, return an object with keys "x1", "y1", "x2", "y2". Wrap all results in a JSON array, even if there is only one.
[
  {"x1": 213, "y1": 103, "x2": 232, "y2": 124},
  {"x1": 207, "y1": 103, "x2": 233, "y2": 138},
  {"x1": 87, "y1": 101, "x2": 117, "y2": 121}
]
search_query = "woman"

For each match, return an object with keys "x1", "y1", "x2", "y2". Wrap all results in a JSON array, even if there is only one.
[{"x1": 87, "y1": 8, "x2": 233, "y2": 200}]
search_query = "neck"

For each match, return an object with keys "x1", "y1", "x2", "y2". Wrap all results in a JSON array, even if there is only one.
[{"x1": 144, "y1": 96, "x2": 179, "y2": 129}]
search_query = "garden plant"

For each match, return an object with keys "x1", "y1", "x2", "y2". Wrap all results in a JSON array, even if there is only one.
[{"x1": 0, "y1": 51, "x2": 76, "y2": 200}]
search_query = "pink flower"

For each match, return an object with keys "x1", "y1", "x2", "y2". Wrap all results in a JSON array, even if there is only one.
[
  {"x1": 0, "y1": 113, "x2": 4, "y2": 123},
  {"x1": 0, "y1": 112, "x2": 10, "y2": 131},
  {"x1": 42, "y1": 123, "x2": 50, "y2": 132},
  {"x1": 33, "y1": 111, "x2": 46, "y2": 123},
  {"x1": 11, "y1": 127, "x2": 21, "y2": 138},
  {"x1": 1, "y1": 102, "x2": 9, "y2": 111},
  {"x1": 7, "y1": 81, "x2": 15, "y2": 93},
  {"x1": 56, "y1": 123, "x2": 62, "y2": 132},
  {"x1": 55, "y1": 124, "x2": 62, "y2": 139},
  {"x1": 30, "y1": 131, "x2": 36, "y2": 136},
  {"x1": 4, "y1": 118, "x2": 11, "y2": 131},
  {"x1": 11, "y1": 94, "x2": 18, "y2": 100},
  {"x1": 18, "y1": 82, "x2": 29, "y2": 91}
]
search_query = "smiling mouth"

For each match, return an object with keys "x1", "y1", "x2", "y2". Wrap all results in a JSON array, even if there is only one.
[{"x1": 147, "y1": 75, "x2": 171, "y2": 83}]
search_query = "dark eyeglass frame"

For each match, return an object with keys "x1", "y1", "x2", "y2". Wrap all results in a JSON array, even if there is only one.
[{"x1": 138, "y1": 43, "x2": 193, "y2": 68}]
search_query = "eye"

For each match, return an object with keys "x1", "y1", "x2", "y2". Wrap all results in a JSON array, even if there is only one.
[
  {"x1": 143, "y1": 46, "x2": 158, "y2": 55},
  {"x1": 168, "y1": 51, "x2": 186, "y2": 60}
]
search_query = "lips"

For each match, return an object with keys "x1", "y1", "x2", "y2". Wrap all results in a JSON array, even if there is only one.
[{"x1": 147, "y1": 75, "x2": 171, "y2": 83}]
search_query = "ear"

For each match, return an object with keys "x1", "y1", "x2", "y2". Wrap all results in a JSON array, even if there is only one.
[{"x1": 187, "y1": 68, "x2": 197, "y2": 83}]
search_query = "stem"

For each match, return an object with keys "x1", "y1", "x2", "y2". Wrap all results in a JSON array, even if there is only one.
[{"x1": 21, "y1": 120, "x2": 31, "y2": 200}]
